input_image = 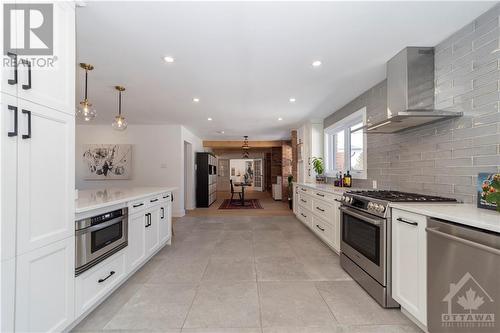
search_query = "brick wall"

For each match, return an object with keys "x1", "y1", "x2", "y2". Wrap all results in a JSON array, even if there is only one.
[{"x1": 324, "y1": 4, "x2": 500, "y2": 203}]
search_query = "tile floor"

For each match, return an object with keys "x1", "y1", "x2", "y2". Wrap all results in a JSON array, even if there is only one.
[{"x1": 73, "y1": 215, "x2": 423, "y2": 333}]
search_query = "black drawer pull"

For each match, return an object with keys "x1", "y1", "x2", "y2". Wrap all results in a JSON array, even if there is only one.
[
  {"x1": 20, "y1": 59, "x2": 31, "y2": 90},
  {"x1": 145, "y1": 213, "x2": 151, "y2": 227},
  {"x1": 163, "y1": 195, "x2": 170, "y2": 199},
  {"x1": 315, "y1": 224, "x2": 325, "y2": 232},
  {"x1": 133, "y1": 203, "x2": 144, "y2": 208},
  {"x1": 150, "y1": 198, "x2": 159, "y2": 203},
  {"x1": 316, "y1": 193, "x2": 325, "y2": 197},
  {"x1": 396, "y1": 217, "x2": 418, "y2": 226},
  {"x1": 7, "y1": 105, "x2": 18, "y2": 137},
  {"x1": 300, "y1": 199, "x2": 307, "y2": 203},
  {"x1": 301, "y1": 188, "x2": 307, "y2": 191},
  {"x1": 22, "y1": 109, "x2": 31, "y2": 139},
  {"x1": 316, "y1": 206, "x2": 325, "y2": 212},
  {"x1": 334, "y1": 199, "x2": 343, "y2": 203},
  {"x1": 98, "y1": 271, "x2": 115, "y2": 283},
  {"x1": 300, "y1": 213, "x2": 307, "y2": 218},
  {"x1": 7, "y1": 52, "x2": 17, "y2": 85}
]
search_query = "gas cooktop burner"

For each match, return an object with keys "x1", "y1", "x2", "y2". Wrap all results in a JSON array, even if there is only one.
[{"x1": 348, "y1": 190, "x2": 457, "y2": 202}]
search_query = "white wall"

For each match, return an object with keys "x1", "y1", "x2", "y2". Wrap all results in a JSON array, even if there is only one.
[
  {"x1": 76, "y1": 124, "x2": 202, "y2": 217},
  {"x1": 180, "y1": 126, "x2": 204, "y2": 211}
]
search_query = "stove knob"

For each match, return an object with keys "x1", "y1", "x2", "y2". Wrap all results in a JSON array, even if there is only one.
[
  {"x1": 375, "y1": 204, "x2": 385, "y2": 213},
  {"x1": 367, "y1": 202, "x2": 374, "y2": 210}
]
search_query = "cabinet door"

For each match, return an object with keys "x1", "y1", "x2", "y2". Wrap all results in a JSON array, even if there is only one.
[
  {"x1": 0, "y1": 2, "x2": 18, "y2": 97},
  {"x1": 15, "y1": 237, "x2": 75, "y2": 333},
  {"x1": 332, "y1": 199, "x2": 341, "y2": 253},
  {"x1": 159, "y1": 203, "x2": 172, "y2": 245},
  {"x1": 391, "y1": 210, "x2": 427, "y2": 325},
  {"x1": 16, "y1": 99, "x2": 74, "y2": 255},
  {"x1": 0, "y1": 93, "x2": 18, "y2": 261},
  {"x1": 1, "y1": 257, "x2": 16, "y2": 333},
  {"x1": 16, "y1": 1, "x2": 75, "y2": 114},
  {"x1": 146, "y1": 206, "x2": 160, "y2": 255},
  {"x1": 126, "y1": 212, "x2": 147, "y2": 273}
]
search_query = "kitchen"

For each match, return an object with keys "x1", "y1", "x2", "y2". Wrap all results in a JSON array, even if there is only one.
[{"x1": 1, "y1": 1, "x2": 499, "y2": 333}]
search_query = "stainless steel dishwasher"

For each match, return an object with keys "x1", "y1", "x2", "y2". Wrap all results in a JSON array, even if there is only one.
[{"x1": 427, "y1": 218, "x2": 500, "y2": 333}]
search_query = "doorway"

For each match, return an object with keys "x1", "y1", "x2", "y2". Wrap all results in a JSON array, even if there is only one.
[
  {"x1": 184, "y1": 141, "x2": 193, "y2": 211},
  {"x1": 228, "y1": 159, "x2": 264, "y2": 192}
]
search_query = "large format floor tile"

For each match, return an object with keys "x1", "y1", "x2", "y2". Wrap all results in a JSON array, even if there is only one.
[{"x1": 72, "y1": 213, "x2": 421, "y2": 333}]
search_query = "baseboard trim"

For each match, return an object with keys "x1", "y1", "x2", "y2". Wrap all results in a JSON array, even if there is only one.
[{"x1": 173, "y1": 209, "x2": 185, "y2": 217}]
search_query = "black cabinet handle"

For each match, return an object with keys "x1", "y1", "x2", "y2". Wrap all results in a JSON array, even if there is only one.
[
  {"x1": 316, "y1": 193, "x2": 325, "y2": 197},
  {"x1": 300, "y1": 213, "x2": 307, "y2": 218},
  {"x1": 171, "y1": 193, "x2": 174, "y2": 202},
  {"x1": 7, "y1": 105, "x2": 18, "y2": 137},
  {"x1": 98, "y1": 271, "x2": 115, "y2": 283},
  {"x1": 316, "y1": 206, "x2": 325, "y2": 212},
  {"x1": 315, "y1": 224, "x2": 325, "y2": 232},
  {"x1": 22, "y1": 109, "x2": 31, "y2": 139},
  {"x1": 396, "y1": 217, "x2": 418, "y2": 226},
  {"x1": 163, "y1": 195, "x2": 170, "y2": 199},
  {"x1": 20, "y1": 59, "x2": 31, "y2": 90},
  {"x1": 150, "y1": 198, "x2": 159, "y2": 203},
  {"x1": 334, "y1": 199, "x2": 343, "y2": 203},
  {"x1": 301, "y1": 188, "x2": 307, "y2": 192},
  {"x1": 133, "y1": 203, "x2": 144, "y2": 208},
  {"x1": 161, "y1": 207, "x2": 165, "y2": 219},
  {"x1": 300, "y1": 199, "x2": 307, "y2": 203},
  {"x1": 7, "y1": 52, "x2": 17, "y2": 85}
]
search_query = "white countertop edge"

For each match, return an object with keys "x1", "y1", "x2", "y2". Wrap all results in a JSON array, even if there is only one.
[
  {"x1": 294, "y1": 182, "x2": 349, "y2": 195},
  {"x1": 75, "y1": 187, "x2": 177, "y2": 214},
  {"x1": 390, "y1": 202, "x2": 500, "y2": 233}
]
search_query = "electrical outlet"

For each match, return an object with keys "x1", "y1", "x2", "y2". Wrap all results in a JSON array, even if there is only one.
[{"x1": 372, "y1": 180, "x2": 377, "y2": 189}]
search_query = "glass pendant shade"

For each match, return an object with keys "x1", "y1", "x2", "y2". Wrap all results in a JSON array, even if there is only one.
[
  {"x1": 76, "y1": 100, "x2": 96, "y2": 121},
  {"x1": 112, "y1": 86, "x2": 127, "y2": 131}
]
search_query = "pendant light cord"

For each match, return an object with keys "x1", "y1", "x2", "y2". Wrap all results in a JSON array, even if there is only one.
[
  {"x1": 118, "y1": 91, "x2": 122, "y2": 116},
  {"x1": 84, "y1": 69, "x2": 88, "y2": 101}
]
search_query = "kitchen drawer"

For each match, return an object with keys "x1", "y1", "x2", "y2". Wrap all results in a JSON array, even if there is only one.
[
  {"x1": 128, "y1": 198, "x2": 148, "y2": 214},
  {"x1": 146, "y1": 195, "x2": 161, "y2": 208},
  {"x1": 311, "y1": 215, "x2": 334, "y2": 246},
  {"x1": 75, "y1": 251, "x2": 126, "y2": 317},
  {"x1": 392, "y1": 209, "x2": 427, "y2": 227},
  {"x1": 297, "y1": 186, "x2": 310, "y2": 195},
  {"x1": 160, "y1": 192, "x2": 171, "y2": 203},
  {"x1": 297, "y1": 205, "x2": 312, "y2": 228},
  {"x1": 311, "y1": 189, "x2": 338, "y2": 203},
  {"x1": 312, "y1": 198, "x2": 334, "y2": 224},
  {"x1": 298, "y1": 193, "x2": 313, "y2": 211}
]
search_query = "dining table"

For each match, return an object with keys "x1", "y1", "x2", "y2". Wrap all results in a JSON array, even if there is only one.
[{"x1": 233, "y1": 182, "x2": 251, "y2": 206}]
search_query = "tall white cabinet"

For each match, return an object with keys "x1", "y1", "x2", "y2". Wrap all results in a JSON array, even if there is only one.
[
  {"x1": 0, "y1": 2, "x2": 76, "y2": 332},
  {"x1": 297, "y1": 121, "x2": 323, "y2": 183}
]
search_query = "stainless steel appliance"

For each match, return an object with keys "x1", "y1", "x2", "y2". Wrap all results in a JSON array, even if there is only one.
[
  {"x1": 427, "y1": 218, "x2": 500, "y2": 333},
  {"x1": 339, "y1": 190, "x2": 456, "y2": 308},
  {"x1": 75, "y1": 207, "x2": 128, "y2": 275}
]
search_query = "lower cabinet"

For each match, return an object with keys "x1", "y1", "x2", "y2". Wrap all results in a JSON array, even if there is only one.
[
  {"x1": 391, "y1": 209, "x2": 427, "y2": 327},
  {"x1": 146, "y1": 206, "x2": 161, "y2": 256},
  {"x1": 159, "y1": 202, "x2": 172, "y2": 245},
  {"x1": 126, "y1": 211, "x2": 147, "y2": 273},
  {"x1": 15, "y1": 237, "x2": 75, "y2": 333},
  {"x1": 1, "y1": 257, "x2": 16, "y2": 333}
]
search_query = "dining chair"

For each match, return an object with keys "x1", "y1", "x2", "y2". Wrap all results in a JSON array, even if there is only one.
[{"x1": 229, "y1": 179, "x2": 242, "y2": 204}]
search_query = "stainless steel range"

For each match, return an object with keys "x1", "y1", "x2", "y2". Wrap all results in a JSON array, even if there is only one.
[{"x1": 339, "y1": 190, "x2": 456, "y2": 308}]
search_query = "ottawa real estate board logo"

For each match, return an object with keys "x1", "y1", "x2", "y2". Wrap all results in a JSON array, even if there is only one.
[
  {"x1": 3, "y1": 3, "x2": 56, "y2": 68},
  {"x1": 441, "y1": 272, "x2": 495, "y2": 329}
]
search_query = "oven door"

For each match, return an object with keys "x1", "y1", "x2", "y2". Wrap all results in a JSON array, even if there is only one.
[
  {"x1": 75, "y1": 216, "x2": 128, "y2": 273},
  {"x1": 340, "y1": 206, "x2": 386, "y2": 285}
]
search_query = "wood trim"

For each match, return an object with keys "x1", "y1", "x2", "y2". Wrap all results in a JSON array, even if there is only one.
[{"x1": 203, "y1": 140, "x2": 284, "y2": 148}]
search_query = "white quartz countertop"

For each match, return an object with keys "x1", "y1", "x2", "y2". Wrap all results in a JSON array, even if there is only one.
[
  {"x1": 76, "y1": 187, "x2": 177, "y2": 214},
  {"x1": 390, "y1": 203, "x2": 500, "y2": 233},
  {"x1": 294, "y1": 182, "x2": 350, "y2": 195}
]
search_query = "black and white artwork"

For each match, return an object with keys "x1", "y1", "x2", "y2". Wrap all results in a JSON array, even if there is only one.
[{"x1": 83, "y1": 144, "x2": 132, "y2": 180}]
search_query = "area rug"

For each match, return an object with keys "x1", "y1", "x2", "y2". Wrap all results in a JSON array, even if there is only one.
[{"x1": 219, "y1": 199, "x2": 263, "y2": 209}]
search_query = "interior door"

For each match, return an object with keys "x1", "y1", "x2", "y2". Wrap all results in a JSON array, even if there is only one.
[
  {"x1": 253, "y1": 159, "x2": 263, "y2": 191},
  {"x1": 217, "y1": 159, "x2": 230, "y2": 192}
]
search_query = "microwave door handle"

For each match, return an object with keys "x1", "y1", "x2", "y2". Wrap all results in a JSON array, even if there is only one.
[
  {"x1": 75, "y1": 216, "x2": 125, "y2": 235},
  {"x1": 426, "y1": 227, "x2": 500, "y2": 257},
  {"x1": 340, "y1": 206, "x2": 382, "y2": 226}
]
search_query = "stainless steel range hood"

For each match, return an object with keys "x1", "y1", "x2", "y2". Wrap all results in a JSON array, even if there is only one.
[{"x1": 364, "y1": 47, "x2": 462, "y2": 134}]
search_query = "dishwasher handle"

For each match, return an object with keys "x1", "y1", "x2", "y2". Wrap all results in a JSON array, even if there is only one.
[{"x1": 426, "y1": 227, "x2": 500, "y2": 257}]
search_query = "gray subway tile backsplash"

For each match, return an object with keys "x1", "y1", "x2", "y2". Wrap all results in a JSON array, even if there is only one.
[{"x1": 323, "y1": 3, "x2": 500, "y2": 203}]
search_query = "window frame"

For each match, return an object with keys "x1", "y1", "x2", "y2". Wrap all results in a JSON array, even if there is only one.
[{"x1": 324, "y1": 107, "x2": 367, "y2": 179}]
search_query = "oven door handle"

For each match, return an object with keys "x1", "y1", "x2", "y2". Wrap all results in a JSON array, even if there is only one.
[
  {"x1": 75, "y1": 216, "x2": 125, "y2": 235},
  {"x1": 339, "y1": 206, "x2": 383, "y2": 226}
]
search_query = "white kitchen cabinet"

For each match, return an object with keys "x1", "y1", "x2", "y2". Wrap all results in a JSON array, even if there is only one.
[
  {"x1": 297, "y1": 121, "x2": 323, "y2": 183},
  {"x1": 0, "y1": 1, "x2": 18, "y2": 97},
  {"x1": 391, "y1": 209, "x2": 427, "y2": 327},
  {"x1": 16, "y1": 99, "x2": 74, "y2": 255},
  {"x1": 159, "y1": 201, "x2": 172, "y2": 245},
  {"x1": 126, "y1": 212, "x2": 147, "y2": 273},
  {"x1": 15, "y1": 237, "x2": 75, "y2": 333},
  {"x1": 1, "y1": 257, "x2": 16, "y2": 333},
  {"x1": 146, "y1": 205, "x2": 160, "y2": 255},
  {"x1": 12, "y1": 2, "x2": 75, "y2": 114}
]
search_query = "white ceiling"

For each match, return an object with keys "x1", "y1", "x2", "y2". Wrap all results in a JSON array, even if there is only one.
[{"x1": 76, "y1": 1, "x2": 495, "y2": 140}]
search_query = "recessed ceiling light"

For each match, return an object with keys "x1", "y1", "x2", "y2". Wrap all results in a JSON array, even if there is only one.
[
  {"x1": 278, "y1": 117, "x2": 283, "y2": 121},
  {"x1": 207, "y1": 117, "x2": 212, "y2": 121},
  {"x1": 217, "y1": 130, "x2": 225, "y2": 134},
  {"x1": 312, "y1": 60, "x2": 322, "y2": 67},
  {"x1": 193, "y1": 97, "x2": 200, "y2": 103},
  {"x1": 163, "y1": 56, "x2": 175, "y2": 63},
  {"x1": 289, "y1": 97, "x2": 296, "y2": 103}
]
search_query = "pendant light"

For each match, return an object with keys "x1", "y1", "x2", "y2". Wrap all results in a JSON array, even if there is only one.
[
  {"x1": 76, "y1": 63, "x2": 96, "y2": 121},
  {"x1": 242, "y1": 135, "x2": 250, "y2": 159},
  {"x1": 112, "y1": 86, "x2": 128, "y2": 131}
]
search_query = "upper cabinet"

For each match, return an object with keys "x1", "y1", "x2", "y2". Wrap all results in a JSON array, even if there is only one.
[
  {"x1": 297, "y1": 121, "x2": 323, "y2": 183},
  {"x1": 1, "y1": 2, "x2": 75, "y2": 114}
]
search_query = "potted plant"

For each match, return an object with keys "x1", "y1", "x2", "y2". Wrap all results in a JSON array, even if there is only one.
[
  {"x1": 311, "y1": 157, "x2": 325, "y2": 182},
  {"x1": 287, "y1": 175, "x2": 294, "y2": 209}
]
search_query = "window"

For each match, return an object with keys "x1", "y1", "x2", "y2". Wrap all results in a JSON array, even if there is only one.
[{"x1": 324, "y1": 108, "x2": 367, "y2": 179}]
